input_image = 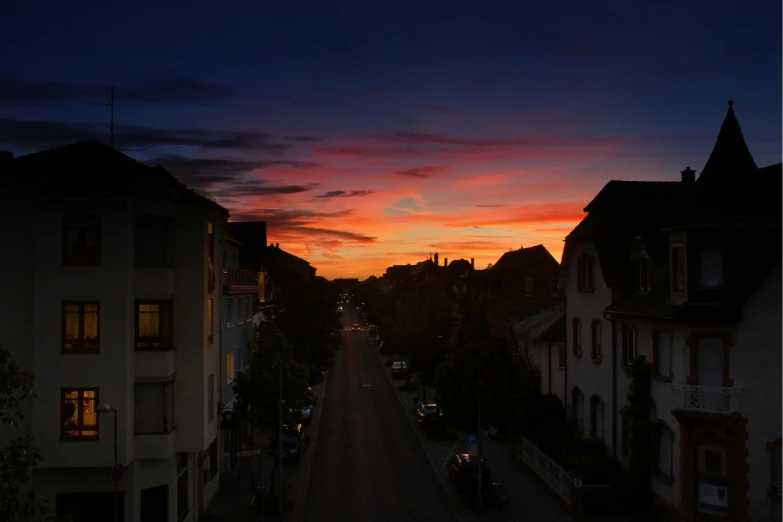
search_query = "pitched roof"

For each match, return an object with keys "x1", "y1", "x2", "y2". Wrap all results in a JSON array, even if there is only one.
[
  {"x1": 697, "y1": 101, "x2": 759, "y2": 185},
  {"x1": 512, "y1": 302, "x2": 565, "y2": 342}
]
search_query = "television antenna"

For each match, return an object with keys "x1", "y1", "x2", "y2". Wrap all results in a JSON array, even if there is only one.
[{"x1": 87, "y1": 86, "x2": 149, "y2": 153}]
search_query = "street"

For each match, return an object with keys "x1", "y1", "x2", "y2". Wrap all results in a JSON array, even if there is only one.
[{"x1": 301, "y1": 305, "x2": 460, "y2": 522}]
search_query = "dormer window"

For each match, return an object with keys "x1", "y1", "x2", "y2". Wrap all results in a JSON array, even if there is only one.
[
  {"x1": 639, "y1": 257, "x2": 652, "y2": 291},
  {"x1": 700, "y1": 249, "x2": 724, "y2": 289},
  {"x1": 670, "y1": 244, "x2": 685, "y2": 292},
  {"x1": 577, "y1": 255, "x2": 595, "y2": 292}
]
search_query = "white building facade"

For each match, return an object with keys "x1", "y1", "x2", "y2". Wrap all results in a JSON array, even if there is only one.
[{"x1": 0, "y1": 142, "x2": 228, "y2": 522}]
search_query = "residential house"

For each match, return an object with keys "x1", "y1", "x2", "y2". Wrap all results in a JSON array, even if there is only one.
[
  {"x1": 483, "y1": 245, "x2": 561, "y2": 331},
  {"x1": 512, "y1": 302, "x2": 566, "y2": 403},
  {"x1": 562, "y1": 102, "x2": 782, "y2": 521},
  {"x1": 0, "y1": 141, "x2": 227, "y2": 522},
  {"x1": 264, "y1": 243, "x2": 316, "y2": 299}
]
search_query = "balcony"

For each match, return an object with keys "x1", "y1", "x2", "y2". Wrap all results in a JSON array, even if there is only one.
[
  {"x1": 223, "y1": 268, "x2": 259, "y2": 295},
  {"x1": 671, "y1": 383, "x2": 743, "y2": 415}
]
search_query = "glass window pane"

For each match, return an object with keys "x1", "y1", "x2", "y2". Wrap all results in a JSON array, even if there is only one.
[
  {"x1": 64, "y1": 309, "x2": 80, "y2": 340},
  {"x1": 657, "y1": 332, "x2": 671, "y2": 376},
  {"x1": 84, "y1": 309, "x2": 98, "y2": 340}
]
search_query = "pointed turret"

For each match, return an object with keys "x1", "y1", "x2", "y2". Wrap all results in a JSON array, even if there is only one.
[{"x1": 697, "y1": 100, "x2": 758, "y2": 184}]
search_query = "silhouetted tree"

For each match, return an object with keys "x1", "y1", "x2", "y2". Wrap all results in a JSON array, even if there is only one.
[{"x1": 0, "y1": 345, "x2": 71, "y2": 522}]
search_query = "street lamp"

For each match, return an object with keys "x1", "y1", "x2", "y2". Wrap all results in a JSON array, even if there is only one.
[{"x1": 99, "y1": 404, "x2": 119, "y2": 522}]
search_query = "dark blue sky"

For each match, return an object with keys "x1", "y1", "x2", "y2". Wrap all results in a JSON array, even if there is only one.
[{"x1": 1, "y1": 0, "x2": 780, "y2": 277}]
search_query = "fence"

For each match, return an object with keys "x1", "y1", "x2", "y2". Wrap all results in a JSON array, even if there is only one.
[{"x1": 514, "y1": 435, "x2": 572, "y2": 504}]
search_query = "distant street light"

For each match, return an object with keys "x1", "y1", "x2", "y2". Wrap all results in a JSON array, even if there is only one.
[{"x1": 98, "y1": 404, "x2": 119, "y2": 522}]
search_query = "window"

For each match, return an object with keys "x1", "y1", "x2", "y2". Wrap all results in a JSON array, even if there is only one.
[
  {"x1": 226, "y1": 298, "x2": 235, "y2": 327},
  {"x1": 654, "y1": 331, "x2": 672, "y2": 378},
  {"x1": 135, "y1": 217, "x2": 170, "y2": 266},
  {"x1": 655, "y1": 424, "x2": 674, "y2": 478},
  {"x1": 207, "y1": 374, "x2": 215, "y2": 421},
  {"x1": 639, "y1": 257, "x2": 652, "y2": 291},
  {"x1": 61, "y1": 388, "x2": 98, "y2": 439},
  {"x1": 695, "y1": 337, "x2": 725, "y2": 386},
  {"x1": 590, "y1": 396, "x2": 604, "y2": 440},
  {"x1": 558, "y1": 344, "x2": 566, "y2": 369},
  {"x1": 550, "y1": 278, "x2": 559, "y2": 296},
  {"x1": 237, "y1": 348, "x2": 244, "y2": 374},
  {"x1": 135, "y1": 383, "x2": 173, "y2": 434},
  {"x1": 207, "y1": 223, "x2": 214, "y2": 262},
  {"x1": 572, "y1": 317, "x2": 582, "y2": 356},
  {"x1": 700, "y1": 249, "x2": 724, "y2": 288},
  {"x1": 577, "y1": 255, "x2": 595, "y2": 292},
  {"x1": 572, "y1": 389, "x2": 585, "y2": 435},
  {"x1": 591, "y1": 320, "x2": 602, "y2": 361},
  {"x1": 207, "y1": 299, "x2": 214, "y2": 344},
  {"x1": 671, "y1": 244, "x2": 684, "y2": 292},
  {"x1": 136, "y1": 301, "x2": 173, "y2": 350},
  {"x1": 226, "y1": 352, "x2": 235, "y2": 384},
  {"x1": 62, "y1": 302, "x2": 99, "y2": 352},
  {"x1": 622, "y1": 326, "x2": 637, "y2": 366},
  {"x1": 237, "y1": 298, "x2": 245, "y2": 324},
  {"x1": 699, "y1": 445, "x2": 726, "y2": 475},
  {"x1": 222, "y1": 249, "x2": 228, "y2": 269},
  {"x1": 62, "y1": 215, "x2": 101, "y2": 266},
  {"x1": 524, "y1": 277, "x2": 534, "y2": 296}
]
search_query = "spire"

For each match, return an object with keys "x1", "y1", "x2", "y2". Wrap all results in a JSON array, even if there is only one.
[{"x1": 697, "y1": 100, "x2": 758, "y2": 184}]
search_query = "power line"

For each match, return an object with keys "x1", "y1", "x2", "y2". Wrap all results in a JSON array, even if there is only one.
[{"x1": 86, "y1": 86, "x2": 114, "y2": 149}]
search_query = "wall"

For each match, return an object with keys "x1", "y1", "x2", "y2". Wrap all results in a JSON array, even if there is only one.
[
  {"x1": 733, "y1": 265, "x2": 782, "y2": 520},
  {"x1": 530, "y1": 339, "x2": 566, "y2": 404},
  {"x1": 30, "y1": 198, "x2": 135, "y2": 468},
  {"x1": 563, "y1": 239, "x2": 614, "y2": 450}
]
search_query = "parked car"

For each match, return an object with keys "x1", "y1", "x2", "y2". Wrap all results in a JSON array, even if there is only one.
[
  {"x1": 416, "y1": 403, "x2": 443, "y2": 429},
  {"x1": 351, "y1": 323, "x2": 361, "y2": 332},
  {"x1": 391, "y1": 361, "x2": 409, "y2": 378},
  {"x1": 268, "y1": 423, "x2": 306, "y2": 463},
  {"x1": 447, "y1": 454, "x2": 493, "y2": 494}
]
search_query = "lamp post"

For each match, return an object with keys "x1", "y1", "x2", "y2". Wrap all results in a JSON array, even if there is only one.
[{"x1": 99, "y1": 404, "x2": 119, "y2": 522}]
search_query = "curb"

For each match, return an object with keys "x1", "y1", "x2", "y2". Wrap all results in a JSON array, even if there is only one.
[
  {"x1": 292, "y1": 367, "x2": 330, "y2": 522},
  {"x1": 367, "y1": 331, "x2": 469, "y2": 522}
]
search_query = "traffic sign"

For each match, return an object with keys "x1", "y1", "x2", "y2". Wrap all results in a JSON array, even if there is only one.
[
  {"x1": 467, "y1": 434, "x2": 478, "y2": 457},
  {"x1": 111, "y1": 463, "x2": 124, "y2": 483},
  {"x1": 467, "y1": 434, "x2": 477, "y2": 445},
  {"x1": 573, "y1": 477, "x2": 583, "y2": 488}
]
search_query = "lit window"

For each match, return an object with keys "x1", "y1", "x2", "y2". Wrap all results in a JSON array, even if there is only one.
[
  {"x1": 61, "y1": 389, "x2": 98, "y2": 439},
  {"x1": 62, "y1": 302, "x2": 99, "y2": 352},
  {"x1": 226, "y1": 352, "x2": 235, "y2": 384},
  {"x1": 136, "y1": 301, "x2": 173, "y2": 350},
  {"x1": 207, "y1": 299, "x2": 214, "y2": 343}
]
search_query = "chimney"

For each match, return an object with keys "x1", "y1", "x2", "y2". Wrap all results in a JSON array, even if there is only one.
[
  {"x1": 434, "y1": 252, "x2": 439, "y2": 266},
  {"x1": 471, "y1": 258, "x2": 475, "y2": 268},
  {"x1": 444, "y1": 258, "x2": 448, "y2": 267},
  {"x1": 275, "y1": 243, "x2": 280, "y2": 248},
  {"x1": 681, "y1": 167, "x2": 696, "y2": 183}
]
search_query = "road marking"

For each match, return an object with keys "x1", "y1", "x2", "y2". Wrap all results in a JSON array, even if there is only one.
[{"x1": 363, "y1": 384, "x2": 372, "y2": 387}]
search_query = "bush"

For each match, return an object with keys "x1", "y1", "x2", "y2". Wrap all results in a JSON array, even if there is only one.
[{"x1": 561, "y1": 439, "x2": 621, "y2": 485}]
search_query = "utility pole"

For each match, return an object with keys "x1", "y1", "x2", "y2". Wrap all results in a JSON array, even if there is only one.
[
  {"x1": 278, "y1": 363, "x2": 284, "y2": 518},
  {"x1": 477, "y1": 365, "x2": 482, "y2": 513}
]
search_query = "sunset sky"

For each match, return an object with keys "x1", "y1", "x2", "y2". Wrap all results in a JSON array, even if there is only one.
[{"x1": 1, "y1": 1, "x2": 780, "y2": 279}]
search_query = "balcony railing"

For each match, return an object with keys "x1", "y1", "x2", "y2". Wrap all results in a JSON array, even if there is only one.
[
  {"x1": 224, "y1": 268, "x2": 258, "y2": 286},
  {"x1": 671, "y1": 383, "x2": 743, "y2": 414}
]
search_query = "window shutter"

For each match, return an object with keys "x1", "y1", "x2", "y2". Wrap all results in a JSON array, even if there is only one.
[
  {"x1": 696, "y1": 338, "x2": 725, "y2": 386},
  {"x1": 587, "y1": 257, "x2": 595, "y2": 289},
  {"x1": 589, "y1": 398, "x2": 596, "y2": 437},
  {"x1": 595, "y1": 401, "x2": 604, "y2": 440},
  {"x1": 135, "y1": 384, "x2": 163, "y2": 433},
  {"x1": 657, "y1": 332, "x2": 671, "y2": 377},
  {"x1": 577, "y1": 258, "x2": 583, "y2": 290}
]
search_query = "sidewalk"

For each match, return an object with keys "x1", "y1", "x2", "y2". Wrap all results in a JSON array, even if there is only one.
[
  {"x1": 372, "y1": 338, "x2": 572, "y2": 522},
  {"x1": 204, "y1": 373, "x2": 329, "y2": 521}
]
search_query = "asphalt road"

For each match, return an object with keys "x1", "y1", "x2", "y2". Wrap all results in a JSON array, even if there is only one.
[{"x1": 301, "y1": 305, "x2": 460, "y2": 522}]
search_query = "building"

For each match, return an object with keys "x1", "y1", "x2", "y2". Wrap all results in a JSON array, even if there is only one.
[
  {"x1": 561, "y1": 102, "x2": 782, "y2": 521},
  {"x1": 483, "y1": 245, "x2": 561, "y2": 330},
  {"x1": 0, "y1": 141, "x2": 228, "y2": 522},
  {"x1": 264, "y1": 243, "x2": 316, "y2": 299},
  {"x1": 512, "y1": 302, "x2": 566, "y2": 402},
  {"x1": 219, "y1": 222, "x2": 267, "y2": 471}
]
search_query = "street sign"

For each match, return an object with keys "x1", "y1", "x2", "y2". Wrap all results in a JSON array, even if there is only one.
[
  {"x1": 573, "y1": 477, "x2": 583, "y2": 488},
  {"x1": 467, "y1": 434, "x2": 478, "y2": 457},
  {"x1": 111, "y1": 463, "x2": 124, "y2": 483}
]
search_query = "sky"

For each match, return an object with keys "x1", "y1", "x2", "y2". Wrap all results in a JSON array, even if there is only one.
[{"x1": 1, "y1": 1, "x2": 780, "y2": 280}]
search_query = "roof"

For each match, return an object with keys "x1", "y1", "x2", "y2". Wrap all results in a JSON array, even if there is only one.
[
  {"x1": 512, "y1": 302, "x2": 565, "y2": 342},
  {"x1": 697, "y1": 101, "x2": 759, "y2": 185},
  {"x1": 3, "y1": 141, "x2": 228, "y2": 216},
  {"x1": 605, "y1": 294, "x2": 742, "y2": 324}
]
